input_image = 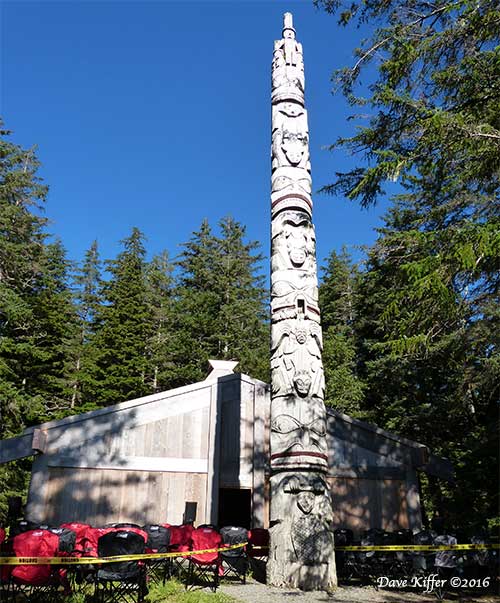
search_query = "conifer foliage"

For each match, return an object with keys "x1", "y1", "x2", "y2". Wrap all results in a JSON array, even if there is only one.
[
  {"x1": 319, "y1": 248, "x2": 364, "y2": 416},
  {"x1": 0, "y1": 124, "x2": 78, "y2": 516},
  {"x1": 316, "y1": 0, "x2": 499, "y2": 528},
  {"x1": 173, "y1": 216, "x2": 269, "y2": 385}
]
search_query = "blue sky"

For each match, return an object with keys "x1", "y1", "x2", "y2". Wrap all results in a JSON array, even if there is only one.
[{"x1": 1, "y1": 0, "x2": 390, "y2": 276}]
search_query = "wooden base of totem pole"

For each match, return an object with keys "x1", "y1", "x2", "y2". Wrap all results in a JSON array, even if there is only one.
[{"x1": 267, "y1": 472, "x2": 337, "y2": 591}]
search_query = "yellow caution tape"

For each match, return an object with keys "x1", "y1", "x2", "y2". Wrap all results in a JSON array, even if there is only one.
[
  {"x1": 1, "y1": 542, "x2": 498, "y2": 564},
  {"x1": 336, "y1": 544, "x2": 499, "y2": 551},
  {"x1": 249, "y1": 544, "x2": 497, "y2": 552},
  {"x1": 0, "y1": 542, "x2": 247, "y2": 565}
]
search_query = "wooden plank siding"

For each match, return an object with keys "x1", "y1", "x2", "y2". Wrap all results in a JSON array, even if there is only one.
[
  {"x1": 43, "y1": 467, "x2": 208, "y2": 525},
  {"x1": 329, "y1": 477, "x2": 409, "y2": 534}
]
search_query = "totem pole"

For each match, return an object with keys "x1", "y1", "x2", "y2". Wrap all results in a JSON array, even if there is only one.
[{"x1": 267, "y1": 13, "x2": 337, "y2": 591}]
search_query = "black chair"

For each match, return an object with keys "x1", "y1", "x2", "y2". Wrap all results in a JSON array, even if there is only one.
[
  {"x1": 94, "y1": 530, "x2": 147, "y2": 603},
  {"x1": 142, "y1": 524, "x2": 171, "y2": 585},
  {"x1": 220, "y1": 526, "x2": 248, "y2": 583},
  {"x1": 334, "y1": 528, "x2": 354, "y2": 581},
  {"x1": 412, "y1": 529, "x2": 437, "y2": 575}
]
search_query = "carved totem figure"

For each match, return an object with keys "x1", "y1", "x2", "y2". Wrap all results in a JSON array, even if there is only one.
[{"x1": 267, "y1": 13, "x2": 337, "y2": 591}]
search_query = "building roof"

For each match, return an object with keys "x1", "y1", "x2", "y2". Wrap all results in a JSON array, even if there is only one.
[{"x1": 0, "y1": 364, "x2": 453, "y2": 481}]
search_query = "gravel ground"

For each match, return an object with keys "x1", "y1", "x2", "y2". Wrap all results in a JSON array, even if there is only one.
[{"x1": 219, "y1": 579, "x2": 500, "y2": 603}]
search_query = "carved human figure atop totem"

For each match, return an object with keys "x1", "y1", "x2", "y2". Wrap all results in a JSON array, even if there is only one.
[{"x1": 271, "y1": 14, "x2": 305, "y2": 105}]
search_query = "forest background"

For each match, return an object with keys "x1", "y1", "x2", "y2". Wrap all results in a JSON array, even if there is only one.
[{"x1": 0, "y1": 0, "x2": 498, "y2": 533}]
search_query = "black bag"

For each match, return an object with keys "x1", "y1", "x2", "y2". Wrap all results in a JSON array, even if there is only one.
[{"x1": 49, "y1": 527, "x2": 77, "y2": 554}]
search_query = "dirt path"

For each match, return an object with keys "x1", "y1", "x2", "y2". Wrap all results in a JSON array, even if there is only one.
[{"x1": 219, "y1": 579, "x2": 500, "y2": 603}]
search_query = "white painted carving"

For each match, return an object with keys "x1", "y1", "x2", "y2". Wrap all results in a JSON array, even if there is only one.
[
  {"x1": 269, "y1": 12, "x2": 337, "y2": 590},
  {"x1": 271, "y1": 210, "x2": 316, "y2": 273},
  {"x1": 271, "y1": 318, "x2": 324, "y2": 400}
]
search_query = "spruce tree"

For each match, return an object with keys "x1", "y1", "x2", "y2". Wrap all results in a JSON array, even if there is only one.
[
  {"x1": 172, "y1": 219, "x2": 221, "y2": 385},
  {"x1": 89, "y1": 228, "x2": 153, "y2": 406},
  {"x1": 173, "y1": 217, "x2": 269, "y2": 385},
  {"x1": 319, "y1": 248, "x2": 364, "y2": 415},
  {"x1": 70, "y1": 240, "x2": 103, "y2": 410},
  {"x1": 0, "y1": 122, "x2": 48, "y2": 439},
  {"x1": 215, "y1": 216, "x2": 268, "y2": 381},
  {"x1": 0, "y1": 122, "x2": 77, "y2": 517},
  {"x1": 144, "y1": 250, "x2": 176, "y2": 392}
]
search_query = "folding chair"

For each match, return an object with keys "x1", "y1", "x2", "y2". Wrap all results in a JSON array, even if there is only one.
[
  {"x1": 247, "y1": 528, "x2": 269, "y2": 560},
  {"x1": 0, "y1": 527, "x2": 13, "y2": 602},
  {"x1": 164, "y1": 524, "x2": 193, "y2": 577},
  {"x1": 142, "y1": 524, "x2": 171, "y2": 585},
  {"x1": 220, "y1": 526, "x2": 248, "y2": 583},
  {"x1": 94, "y1": 530, "x2": 147, "y2": 603},
  {"x1": 433, "y1": 534, "x2": 458, "y2": 601},
  {"x1": 185, "y1": 526, "x2": 222, "y2": 592},
  {"x1": 59, "y1": 523, "x2": 94, "y2": 590},
  {"x1": 9, "y1": 528, "x2": 71, "y2": 602},
  {"x1": 334, "y1": 528, "x2": 354, "y2": 581},
  {"x1": 412, "y1": 529, "x2": 437, "y2": 575}
]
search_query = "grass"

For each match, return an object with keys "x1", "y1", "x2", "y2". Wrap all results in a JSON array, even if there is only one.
[
  {"x1": 146, "y1": 579, "x2": 238, "y2": 603},
  {"x1": 64, "y1": 578, "x2": 239, "y2": 603}
]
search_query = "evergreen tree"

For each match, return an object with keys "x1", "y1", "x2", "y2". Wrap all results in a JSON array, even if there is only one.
[
  {"x1": 144, "y1": 250, "x2": 176, "y2": 392},
  {"x1": 70, "y1": 240, "x2": 103, "y2": 410},
  {"x1": 88, "y1": 228, "x2": 154, "y2": 406},
  {"x1": 0, "y1": 122, "x2": 77, "y2": 518},
  {"x1": 28, "y1": 239, "x2": 79, "y2": 421},
  {"x1": 172, "y1": 219, "x2": 221, "y2": 384},
  {"x1": 0, "y1": 122, "x2": 48, "y2": 439},
  {"x1": 316, "y1": 0, "x2": 499, "y2": 528},
  {"x1": 214, "y1": 216, "x2": 269, "y2": 381},
  {"x1": 173, "y1": 217, "x2": 269, "y2": 385},
  {"x1": 319, "y1": 248, "x2": 364, "y2": 415}
]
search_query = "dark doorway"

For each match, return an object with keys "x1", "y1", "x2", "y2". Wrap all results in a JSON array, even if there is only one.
[{"x1": 218, "y1": 488, "x2": 251, "y2": 529}]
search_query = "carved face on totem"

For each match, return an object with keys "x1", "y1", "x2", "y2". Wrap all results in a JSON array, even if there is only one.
[
  {"x1": 271, "y1": 411, "x2": 327, "y2": 458},
  {"x1": 289, "y1": 476, "x2": 334, "y2": 566},
  {"x1": 293, "y1": 370, "x2": 311, "y2": 396},
  {"x1": 271, "y1": 211, "x2": 316, "y2": 272},
  {"x1": 272, "y1": 167, "x2": 311, "y2": 197},
  {"x1": 281, "y1": 130, "x2": 308, "y2": 166}
]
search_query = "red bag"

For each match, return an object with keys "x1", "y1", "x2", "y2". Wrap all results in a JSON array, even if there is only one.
[
  {"x1": 80, "y1": 527, "x2": 113, "y2": 558},
  {"x1": 60, "y1": 522, "x2": 91, "y2": 555}
]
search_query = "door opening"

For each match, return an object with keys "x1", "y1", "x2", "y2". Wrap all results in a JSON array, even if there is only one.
[{"x1": 218, "y1": 488, "x2": 251, "y2": 529}]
